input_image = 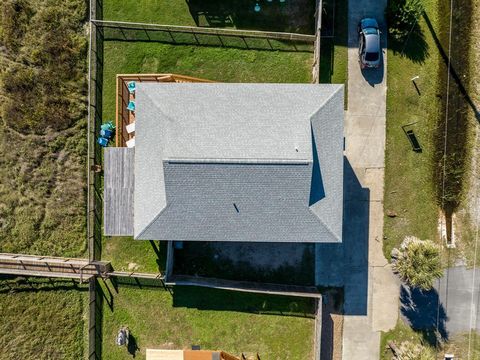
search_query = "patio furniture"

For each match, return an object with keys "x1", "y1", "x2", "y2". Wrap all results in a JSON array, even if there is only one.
[
  {"x1": 100, "y1": 129, "x2": 114, "y2": 139},
  {"x1": 101, "y1": 121, "x2": 115, "y2": 131},
  {"x1": 127, "y1": 101, "x2": 135, "y2": 112},
  {"x1": 126, "y1": 122, "x2": 135, "y2": 134},
  {"x1": 98, "y1": 137, "x2": 109, "y2": 147},
  {"x1": 126, "y1": 137, "x2": 135, "y2": 148},
  {"x1": 127, "y1": 81, "x2": 136, "y2": 94}
]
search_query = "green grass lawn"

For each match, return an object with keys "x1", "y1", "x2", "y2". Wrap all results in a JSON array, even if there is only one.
[
  {"x1": 383, "y1": 0, "x2": 443, "y2": 259},
  {"x1": 319, "y1": 0, "x2": 348, "y2": 88},
  {"x1": 100, "y1": 283, "x2": 315, "y2": 360},
  {"x1": 101, "y1": 41, "x2": 313, "y2": 120},
  {"x1": 102, "y1": 0, "x2": 316, "y2": 34},
  {"x1": 0, "y1": 278, "x2": 88, "y2": 360},
  {"x1": 104, "y1": 238, "x2": 167, "y2": 273}
]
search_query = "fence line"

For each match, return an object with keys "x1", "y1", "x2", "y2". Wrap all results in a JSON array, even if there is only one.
[
  {"x1": 91, "y1": 19, "x2": 316, "y2": 43},
  {"x1": 312, "y1": 0, "x2": 324, "y2": 83}
]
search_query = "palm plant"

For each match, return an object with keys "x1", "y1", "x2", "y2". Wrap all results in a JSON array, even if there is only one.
[{"x1": 392, "y1": 236, "x2": 443, "y2": 290}]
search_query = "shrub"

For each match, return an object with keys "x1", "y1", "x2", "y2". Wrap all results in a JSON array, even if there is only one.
[
  {"x1": 392, "y1": 236, "x2": 443, "y2": 290},
  {"x1": 386, "y1": 0, "x2": 424, "y2": 41}
]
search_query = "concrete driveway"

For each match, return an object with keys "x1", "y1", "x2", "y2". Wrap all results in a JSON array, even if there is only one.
[{"x1": 341, "y1": 0, "x2": 400, "y2": 358}]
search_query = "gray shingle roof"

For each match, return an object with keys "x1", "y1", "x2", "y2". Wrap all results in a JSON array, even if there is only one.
[{"x1": 132, "y1": 83, "x2": 344, "y2": 242}]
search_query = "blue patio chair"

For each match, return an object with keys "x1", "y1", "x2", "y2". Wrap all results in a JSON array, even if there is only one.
[
  {"x1": 100, "y1": 129, "x2": 114, "y2": 139},
  {"x1": 101, "y1": 121, "x2": 115, "y2": 132},
  {"x1": 127, "y1": 81, "x2": 136, "y2": 93},
  {"x1": 98, "y1": 137, "x2": 109, "y2": 147},
  {"x1": 127, "y1": 101, "x2": 135, "y2": 112}
]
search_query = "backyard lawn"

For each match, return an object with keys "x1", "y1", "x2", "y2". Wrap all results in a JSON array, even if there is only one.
[
  {"x1": 102, "y1": 0, "x2": 316, "y2": 34},
  {"x1": 0, "y1": 278, "x2": 88, "y2": 360},
  {"x1": 100, "y1": 283, "x2": 315, "y2": 360}
]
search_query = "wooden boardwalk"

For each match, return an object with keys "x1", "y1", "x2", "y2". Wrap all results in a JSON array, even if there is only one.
[{"x1": 0, "y1": 253, "x2": 112, "y2": 282}]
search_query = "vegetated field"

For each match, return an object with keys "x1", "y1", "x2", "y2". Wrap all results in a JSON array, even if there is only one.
[
  {"x1": 0, "y1": 1, "x2": 89, "y2": 359},
  {"x1": 0, "y1": 278, "x2": 88, "y2": 360},
  {"x1": 383, "y1": 0, "x2": 477, "y2": 261},
  {"x1": 0, "y1": 0, "x2": 88, "y2": 257},
  {"x1": 452, "y1": 0, "x2": 480, "y2": 266},
  {"x1": 100, "y1": 283, "x2": 315, "y2": 360},
  {"x1": 102, "y1": 0, "x2": 316, "y2": 34}
]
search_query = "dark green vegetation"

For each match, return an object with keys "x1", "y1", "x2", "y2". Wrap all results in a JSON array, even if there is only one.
[
  {"x1": 319, "y1": 0, "x2": 348, "y2": 88},
  {"x1": 386, "y1": 0, "x2": 424, "y2": 41},
  {"x1": 383, "y1": 0, "x2": 476, "y2": 258},
  {"x1": 0, "y1": 278, "x2": 88, "y2": 360},
  {"x1": 100, "y1": 282, "x2": 315, "y2": 360},
  {"x1": 433, "y1": 0, "x2": 474, "y2": 219},
  {"x1": 103, "y1": 0, "x2": 316, "y2": 34},
  {"x1": 0, "y1": 0, "x2": 88, "y2": 256}
]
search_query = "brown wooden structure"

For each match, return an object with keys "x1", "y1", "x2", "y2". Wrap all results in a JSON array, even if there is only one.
[
  {"x1": 115, "y1": 73, "x2": 213, "y2": 147},
  {"x1": 0, "y1": 253, "x2": 112, "y2": 282}
]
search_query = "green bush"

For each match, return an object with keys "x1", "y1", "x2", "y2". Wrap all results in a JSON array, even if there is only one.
[
  {"x1": 386, "y1": 0, "x2": 424, "y2": 41},
  {"x1": 392, "y1": 236, "x2": 443, "y2": 290}
]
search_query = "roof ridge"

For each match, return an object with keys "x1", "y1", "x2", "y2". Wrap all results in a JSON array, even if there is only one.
[
  {"x1": 307, "y1": 207, "x2": 342, "y2": 242},
  {"x1": 164, "y1": 158, "x2": 311, "y2": 165},
  {"x1": 308, "y1": 85, "x2": 344, "y2": 122}
]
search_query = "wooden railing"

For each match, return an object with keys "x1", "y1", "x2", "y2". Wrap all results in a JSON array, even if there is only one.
[{"x1": 115, "y1": 73, "x2": 214, "y2": 147}]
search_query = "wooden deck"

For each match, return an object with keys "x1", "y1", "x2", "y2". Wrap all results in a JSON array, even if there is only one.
[
  {"x1": 116, "y1": 73, "x2": 213, "y2": 147},
  {"x1": 104, "y1": 147, "x2": 135, "y2": 236}
]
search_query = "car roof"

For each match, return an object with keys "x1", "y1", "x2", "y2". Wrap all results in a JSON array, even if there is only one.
[
  {"x1": 364, "y1": 33, "x2": 380, "y2": 53},
  {"x1": 360, "y1": 18, "x2": 379, "y2": 30}
]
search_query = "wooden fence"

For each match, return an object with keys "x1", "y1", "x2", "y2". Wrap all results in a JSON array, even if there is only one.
[{"x1": 312, "y1": 0, "x2": 324, "y2": 83}]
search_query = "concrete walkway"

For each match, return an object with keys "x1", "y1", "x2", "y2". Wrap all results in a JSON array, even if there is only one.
[{"x1": 341, "y1": 0, "x2": 399, "y2": 358}]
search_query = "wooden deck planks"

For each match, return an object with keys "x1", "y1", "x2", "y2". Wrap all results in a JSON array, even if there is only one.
[{"x1": 104, "y1": 147, "x2": 135, "y2": 236}]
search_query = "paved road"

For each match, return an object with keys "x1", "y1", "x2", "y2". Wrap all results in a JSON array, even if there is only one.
[{"x1": 401, "y1": 267, "x2": 480, "y2": 338}]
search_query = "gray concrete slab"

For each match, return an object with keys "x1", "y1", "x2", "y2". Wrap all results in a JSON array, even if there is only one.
[{"x1": 400, "y1": 267, "x2": 480, "y2": 338}]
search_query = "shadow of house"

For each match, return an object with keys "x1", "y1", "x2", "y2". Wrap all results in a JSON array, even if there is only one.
[
  {"x1": 185, "y1": 0, "x2": 316, "y2": 34},
  {"x1": 400, "y1": 284, "x2": 448, "y2": 346},
  {"x1": 315, "y1": 158, "x2": 370, "y2": 316},
  {"x1": 341, "y1": 158, "x2": 370, "y2": 315}
]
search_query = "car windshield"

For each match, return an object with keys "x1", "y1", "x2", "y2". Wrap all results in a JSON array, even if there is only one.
[{"x1": 365, "y1": 52, "x2": 379, "y2": 61}]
